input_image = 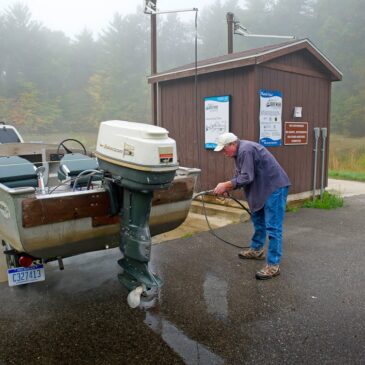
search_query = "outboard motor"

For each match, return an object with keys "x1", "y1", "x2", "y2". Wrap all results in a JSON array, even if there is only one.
[{"x1": 95, "y1": 120, "x2": 178, "y2": 305}]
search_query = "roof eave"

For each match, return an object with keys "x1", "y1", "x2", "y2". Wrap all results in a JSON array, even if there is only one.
[{"x1": 148, "y1": 39, "x2": 342, "y2": 84}]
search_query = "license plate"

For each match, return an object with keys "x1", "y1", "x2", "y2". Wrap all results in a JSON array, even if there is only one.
[{"x1": 7, "y1": 264, "x2": 45, "y2": 286}]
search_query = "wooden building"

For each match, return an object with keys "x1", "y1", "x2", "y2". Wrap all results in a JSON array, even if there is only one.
[{"x1": 148, "y1": 39, "x2": 342, "y2": 196}]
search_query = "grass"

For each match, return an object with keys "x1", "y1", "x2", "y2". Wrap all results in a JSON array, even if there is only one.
[
  {"x1": 286, "y1": 205, "x2": 299, "y2": 213},
  {"x1": 303, "y1": 191, "x2": 344, "y2": 210},
  {"x1": 329, "y1": 134, "x2": 365, "y2": 182},
  {"x1": 329, "y1": 170, "x2": 365, "y2": 182},
  {"x1": 181, "y1": 232, "x2": 193, "y2": 239}
]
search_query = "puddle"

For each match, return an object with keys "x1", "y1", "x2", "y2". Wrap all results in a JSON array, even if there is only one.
[
  {"x1": 203, "y1": 272, "x2": 228, "y2": 320},
  {"x1": 43, "y1": 248, "x2": 120, "y2": 293},
  {"x1": 145, "y1": 311, "x2": 224, "y2": 365}
]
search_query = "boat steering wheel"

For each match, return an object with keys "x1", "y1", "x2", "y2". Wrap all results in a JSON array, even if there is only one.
[{"x1": 57, "y1": 138, "x2": 87, "y2": 157}]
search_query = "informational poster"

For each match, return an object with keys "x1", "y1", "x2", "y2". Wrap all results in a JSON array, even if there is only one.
[
  {"x1": 204, "y1": 95, "x2": 230, "y2": 149},
  {"x1": 259, "y1": 89, "x2": 282, "y2": 147}
]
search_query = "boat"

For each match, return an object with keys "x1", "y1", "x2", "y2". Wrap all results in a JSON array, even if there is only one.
[{"x1": 0, "y1": 121, "x2": 200, "y2": 294}]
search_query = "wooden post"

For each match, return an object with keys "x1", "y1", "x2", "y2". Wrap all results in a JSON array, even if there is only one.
[
  {"x1": 151, "y1": 2, "x2": 158, "y2": 125},
  {"x1": 226, "y1": 12, "x2": 234, "y2": 54}
]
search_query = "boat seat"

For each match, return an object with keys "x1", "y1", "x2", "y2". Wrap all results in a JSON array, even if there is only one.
[
  {"x1": 58, "y1": 153, "x2": 101, "y2": 186},
  {"x1": 0, "y1": 156, "x2": 38, "y2": 188}
]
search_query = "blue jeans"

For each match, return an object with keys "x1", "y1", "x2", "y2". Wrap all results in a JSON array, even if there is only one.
[{"x1": 249, "y1": 186, "x2": 289, "y2": 265}]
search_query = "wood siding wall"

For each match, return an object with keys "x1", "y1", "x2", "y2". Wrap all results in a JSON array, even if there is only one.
[
  {"x1": 256, "y1": 65, "x2": 331, "y2": 194},
  {"x1": 159, "y1": 51, "x2": 332, "y2": 195}
]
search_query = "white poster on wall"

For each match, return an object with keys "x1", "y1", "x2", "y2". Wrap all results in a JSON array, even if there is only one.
[
  {"x1": 259, "y1": 89, "x2": 282, "y2": 147},
  {"x1": 204, "y1": 95, "x2": 230, "y2": 149}
]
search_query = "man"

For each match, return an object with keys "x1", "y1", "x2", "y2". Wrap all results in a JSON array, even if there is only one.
[{"x1": 213, "y1": 132, "x2": 291, "y2": 280}]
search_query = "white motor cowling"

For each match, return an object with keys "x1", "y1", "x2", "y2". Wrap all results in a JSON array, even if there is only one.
[{"x1": 95, "y1": 120, "x2": 178, "y2": 172}]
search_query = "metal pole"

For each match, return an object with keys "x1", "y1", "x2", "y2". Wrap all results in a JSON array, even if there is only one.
[
  {"x1": 320, "y1": 128, "x2": 328, "y2": 200},
  {"x1": 313, "y1": 127, "x2": 320, "y2": 200},
  {"x1": 150, "y1": 8, "x2": 198, "y2": 15},
  {"x1": 238, "y1": 33, "x2": 295, "y2": 39},
  {"x1": 226, "y1": 12, "x2": 234, "y2": 54},
  {"x1": 146, "y1": 2, "x2": 198, "y2": 125}
]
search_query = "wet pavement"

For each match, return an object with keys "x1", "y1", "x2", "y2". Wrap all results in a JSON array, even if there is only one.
[{"x1": 0, "y1": 195, "x2": 364, "y2": 365}]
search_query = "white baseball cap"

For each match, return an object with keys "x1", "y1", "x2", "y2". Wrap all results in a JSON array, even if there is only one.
[{"x1": 214, "y1": 132, "x2": 238, "y2": 151}]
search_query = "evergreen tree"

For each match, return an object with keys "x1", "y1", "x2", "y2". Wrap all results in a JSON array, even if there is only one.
[
  {"x1": 157, "y1": 13, "x2": 195, "y2": 71},
  {"x1": 0, "y1": 0, "x2": 364, "y2": 135}
]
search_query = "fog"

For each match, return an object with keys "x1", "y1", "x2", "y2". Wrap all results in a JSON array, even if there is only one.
[
  {"x1": 0, "y1": 0, "x2": 364, "y2": 138},
  {"x1": 0, "y1": 0, "x2": 243, "y2": 38}
]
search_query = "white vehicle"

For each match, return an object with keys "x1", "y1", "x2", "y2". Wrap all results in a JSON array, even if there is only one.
[{"x1": 0, "y1": 122, "x2": 24, "y2": 143}]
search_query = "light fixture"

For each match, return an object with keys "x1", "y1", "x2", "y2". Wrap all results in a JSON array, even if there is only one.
[
  {"x1": 143, "y1": 0, "x2": 157, "y2": 14},
  {"x1": 143, "y1": 0, "x2": 197, "y2": 15},
  {"x1": 233, "y1": 18, "x2": 295, "y2": 39}
]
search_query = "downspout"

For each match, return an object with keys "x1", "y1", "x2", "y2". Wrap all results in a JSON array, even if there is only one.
[
  {"x1": 320, "y1": 128, "x2": 328, "y2": 200},
  {"x1": 312, "y1": 127, "x2": 320, "y2": 200}
]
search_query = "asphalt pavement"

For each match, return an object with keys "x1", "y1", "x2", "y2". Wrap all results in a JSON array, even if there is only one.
[{"x1": 0, "y1": 194, "x2": 364, "y2": 365}]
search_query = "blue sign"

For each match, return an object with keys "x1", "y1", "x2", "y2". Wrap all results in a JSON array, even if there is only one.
[
  {"x1": 204, "y1": 95, "x2": 230, "y2": 150},
  {"x1": 259, "y1": 89, "x2": 282, "y2": 147}
]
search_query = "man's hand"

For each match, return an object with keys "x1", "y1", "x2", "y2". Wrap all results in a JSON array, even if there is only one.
[{"x1": 213, "y1": 181, "x2": 233, "y2": 195}]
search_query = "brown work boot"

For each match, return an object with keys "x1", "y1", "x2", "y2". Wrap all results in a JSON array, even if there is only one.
[
  {"x1": 238, "y1": 248, "x2": 265, "y2": 260},
  {"x1": 255, "y1": 264, "x2": 280, "y2": 280}
]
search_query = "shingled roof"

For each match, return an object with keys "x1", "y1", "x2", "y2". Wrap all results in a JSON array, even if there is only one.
[{"x1": 148, "y1": 38, "x2": 342, "y2": 83}]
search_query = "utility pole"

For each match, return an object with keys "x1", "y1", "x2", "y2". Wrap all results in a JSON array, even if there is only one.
[
  {"x1": 144, "y1": 1, "x2": 198, "y2": 125},
  {"x1": 226, "y1": 12, "x2": 234, "y2": 54}
]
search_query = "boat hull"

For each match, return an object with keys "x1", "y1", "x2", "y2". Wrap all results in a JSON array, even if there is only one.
[{"x1": 0, "y1": 168, "x2": 199, "y2": 260}]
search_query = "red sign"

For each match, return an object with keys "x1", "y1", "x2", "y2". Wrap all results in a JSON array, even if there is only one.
[{"x1": 284, "y1": 122, "x2": 308, "y2": 145}]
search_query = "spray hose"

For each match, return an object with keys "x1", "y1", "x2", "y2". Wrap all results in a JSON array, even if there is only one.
[{"x1": 193, "y1": 190, "x2": 251, "y2": 249}]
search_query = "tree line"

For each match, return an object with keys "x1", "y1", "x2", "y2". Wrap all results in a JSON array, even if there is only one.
[{"x1": 0, "y1": 0, "x2": 364, "y2": 136}]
